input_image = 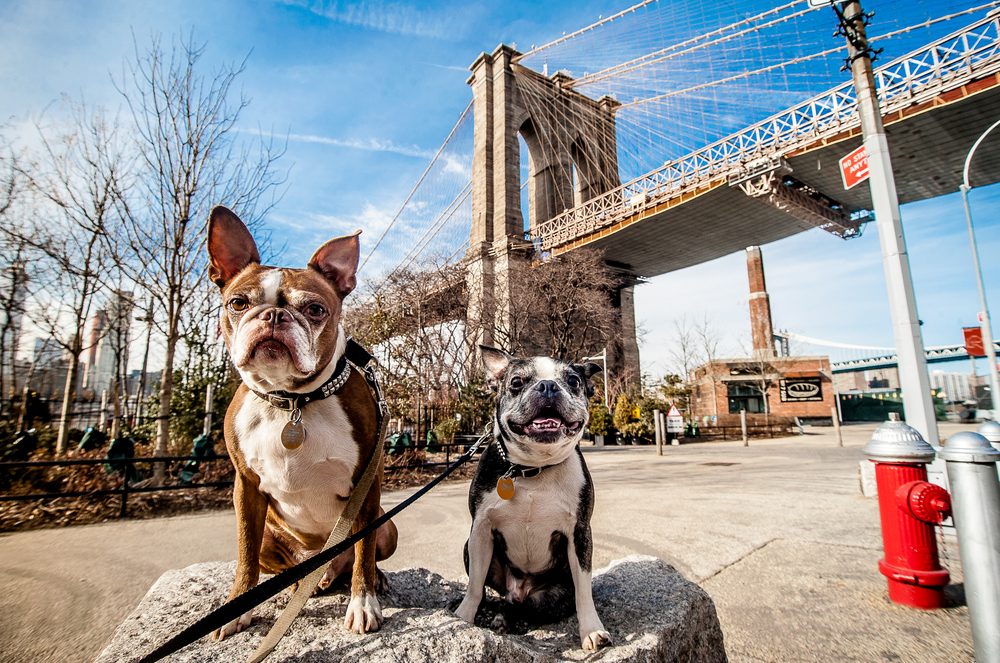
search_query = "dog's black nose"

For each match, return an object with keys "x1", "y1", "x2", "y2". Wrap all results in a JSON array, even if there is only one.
[
  {"x1": 534, "y1": 380, "x2": 560, "y2": 399},
  {"x1": 261, "y1": 307, "x2": 289, "y2": 325}
]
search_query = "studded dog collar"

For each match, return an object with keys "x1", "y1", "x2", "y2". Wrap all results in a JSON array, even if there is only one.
[
  {"x1": 250, "y1": 338, "x2": 374, "y2": 449},
  {"x1": 493, "y1": 423, "x2": 543, "y2": 500}
]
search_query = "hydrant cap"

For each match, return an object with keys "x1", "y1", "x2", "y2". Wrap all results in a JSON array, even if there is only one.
[
  {"x1": 864, "y1": 419, "x2": 936, "y2": 463},
  {"x1": 977, "y1": 420, "x2": 1000, "y2": 449},
  {"x1": 937, "y1": 431, "x2": 1000, "y2": 463}
]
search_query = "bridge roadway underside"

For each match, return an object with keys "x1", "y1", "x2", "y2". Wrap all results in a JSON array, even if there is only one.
[{"x1": 578, "y1": 80, "x2": 1000, "y2": 278}]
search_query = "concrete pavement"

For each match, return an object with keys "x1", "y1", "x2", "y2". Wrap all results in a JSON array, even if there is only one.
[{"x1": 0, "y1": 422, "x2": 978, "y2": 662}]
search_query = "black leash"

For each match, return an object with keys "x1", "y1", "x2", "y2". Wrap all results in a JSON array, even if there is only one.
[{"x1": 137, "y1": 427, "x2": 490, "y2": 663}]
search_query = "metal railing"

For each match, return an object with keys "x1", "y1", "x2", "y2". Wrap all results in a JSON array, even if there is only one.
[
  {"x1": 0, "y1": 435, "x2": 487, "y2": 521},
  {"x1": 533, "y1": 13, "x2": 1000, "y2": 250},
  {"x1": 0, "y1": 454, "x2": 233, "y2": 518}
]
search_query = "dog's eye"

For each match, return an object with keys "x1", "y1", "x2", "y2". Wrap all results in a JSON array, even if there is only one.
[
  {"x1": 305, "y1": 303, "x2": 327, "y2": 319},
  {"x1": 228, "y1": 297, "x2": 249, "y2": 312},
  {"x1": 509, "y1": 377, "x2": 524, "y2": 392},
  {"x1": 567, "y1": 374, "x2": 581, "y2": 390}
]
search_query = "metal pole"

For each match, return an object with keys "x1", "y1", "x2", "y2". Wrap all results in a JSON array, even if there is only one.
[
  {"x1": 838, "y1": 1, "x2": 939, "y2": 445},
  {"x1": 203, "y1": 382, "x2": 215, "y2": 438},
  {"x1": 603, "y1": 348, "x2": 609, "y2": 411},
  {"x1": 960, "y1": 117, "x2": 1000, "y2": 421},
  {"x1": 654, "y1": 408, "x2": 663, "y2": 455},
  {"x1": 133, "y1": 302, "x2": 153, "y2": 428},
  {"x1": 939, "y1": 432, "x2": 1000, "y2": 662},
  {"x1": 832, "y1": 406, "x2": 843, "y2": 447},
  {"x1": 740, "y1": 408, "x2": 748, "y2": 447},
  {"x1": 203, "y1": 342, "x2": 225, "y2": 438},
  {"x1": 99, "y1": 389, "x2": 108, "y2": 433}
]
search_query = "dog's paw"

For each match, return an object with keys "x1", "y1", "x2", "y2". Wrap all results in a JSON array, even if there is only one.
[
  {"x1": 581, "y1": 629, "x2": 612, "y2": 651},
  {"x1": 212, "y1": 611, "x2": 253, "y2": 641},
  {"x1": 490, "y1": 613, "x2": 510, "y2": 634},
  {"x1": 453, "y1": 597, "x2": 479, "y2": 624},
  {"x1": 343, "y1": 592, "x2": 382, "y2": 634},
  {"x1": 375, "y1": 567, "x2": 390, "y2": 594}
]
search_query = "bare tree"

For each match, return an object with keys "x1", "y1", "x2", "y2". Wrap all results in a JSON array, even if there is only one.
[
  {"x1": 0, "y1": 235, "x2": 31, "y2": 403},
  {"x1": 490, "y1": 249, "x2": 619, "y2": 361},
  {"x1": 346, "y1": 261, "x2": 470, "y2": 431},
  {"x1": 735, "y1": 342, "x2": 778, "y2": 422},
  {"x1": 0, "y1": 133, "x2": 19, "y2": 218},
  {"x1": 694, "y1": 315, "x2": 722, "y2": 417},
  {"x1": 350, "y1": 249, "x2": 620, "y2": 435},
  {"x1": 665, "y1": 316, "x2": 700, "y2": 417},
  {"x1": 0, "y1": 141, "x2": 29, "y2": 402},
  {"x1": 6, "y1": 105, "x2": 126, "y2": 452},
  {"x1": 114, "y1": 33, "x2": 284, "y2": 472}
]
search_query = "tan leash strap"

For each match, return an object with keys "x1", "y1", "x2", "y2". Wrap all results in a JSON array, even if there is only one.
[{"x1": 246, "y1": 364, "x2": 388, "y2": 663}]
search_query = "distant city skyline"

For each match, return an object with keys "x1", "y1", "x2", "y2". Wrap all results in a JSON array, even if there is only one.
[{"x1": 1, "y1": 0, "x2": 997, "y2": 379}]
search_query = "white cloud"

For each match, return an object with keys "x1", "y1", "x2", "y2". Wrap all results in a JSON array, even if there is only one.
[
  {"x1": 238, "y1": 126, "x2": 435, "y2": 160},
  {"x1": 281, "y1": 0, "x2": 459, "y2": 40}
]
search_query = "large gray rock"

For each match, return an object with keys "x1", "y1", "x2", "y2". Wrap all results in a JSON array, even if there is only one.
[{"x1": 97, "y1": 555, "x2": 726, "y2": 662}]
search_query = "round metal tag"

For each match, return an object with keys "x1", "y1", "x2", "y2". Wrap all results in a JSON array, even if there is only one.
[{"x1": 281, "y1": 421, "x2": 306, "y2": 450}]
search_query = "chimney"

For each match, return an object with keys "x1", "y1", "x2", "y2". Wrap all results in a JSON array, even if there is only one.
[{"x1": 746, "y1": 246, "x2": 775, "y2": 357}]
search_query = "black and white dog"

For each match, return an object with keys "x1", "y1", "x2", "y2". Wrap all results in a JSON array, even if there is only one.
[{"x1": 454, "y1": 345, "x2": 612, "y2": 651}]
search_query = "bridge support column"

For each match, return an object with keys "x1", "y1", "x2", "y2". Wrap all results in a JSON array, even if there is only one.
[
  {"x1": 465, "y1": 44, "x2": 638, "y2": 378},
  {"x1": 609, "y1": 284, "x2": 641, "y2": 385}
]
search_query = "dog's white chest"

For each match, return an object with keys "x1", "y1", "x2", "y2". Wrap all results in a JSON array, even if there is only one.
[
  {"x1": 235, "y1": 396, "x2": 359, "y2": 536},
  {"x1": 479, "y1": 454, "x2": 585, "y2": 574}
]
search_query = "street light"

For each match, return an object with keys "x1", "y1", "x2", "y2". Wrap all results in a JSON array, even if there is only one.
[
  {"x1": 583, "y1": 348, "x2": 610, "y2": 411},
  {"x1": 132, "y1": 299, "x2": 154, "y2": 428},
  {"x1": 960, "y1": 118, "x2": 1000, "y2": 421}
]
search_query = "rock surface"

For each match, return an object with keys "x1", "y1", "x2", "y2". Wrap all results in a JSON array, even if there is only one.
[{"x1": 97, "y1": 555, "x2": 726, "y2": 662}]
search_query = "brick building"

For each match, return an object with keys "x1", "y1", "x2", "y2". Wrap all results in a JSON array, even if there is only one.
[
  {"x1": 690, "y1": 354, "x2": 835, "y2": 420},
  {"x1": 688, "y1": 246, "x2": 835, "y2": 423}
]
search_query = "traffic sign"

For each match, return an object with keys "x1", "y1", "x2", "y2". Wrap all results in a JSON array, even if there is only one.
[
  {"x1": 666, "y1": 405, "x2": 684, "y2": 434},
  {"x1": 840, "y1": 144, "x2": 869, "y2": 190},
  {"x1": 964, "y1": 326, "x2": 986, "y2": 357}
]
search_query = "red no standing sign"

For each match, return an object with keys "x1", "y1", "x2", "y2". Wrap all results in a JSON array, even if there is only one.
[{"x1": 840, "y1": 144, "x2": 869, "y2": 190}]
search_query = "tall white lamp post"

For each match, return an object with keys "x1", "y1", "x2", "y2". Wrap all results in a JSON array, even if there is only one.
[{"x1": 960, "y1": 118, "x2": 1000, "y2": 420}]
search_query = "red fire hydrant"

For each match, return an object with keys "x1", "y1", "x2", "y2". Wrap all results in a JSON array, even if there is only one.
[{"x1": 864, "y1": 417, "x2": 951, "y2": 609}]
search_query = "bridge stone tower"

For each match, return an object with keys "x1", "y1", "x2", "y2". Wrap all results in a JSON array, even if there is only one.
[{"x1": 466, "y1": 45, "x2": 640, "y2": 380}]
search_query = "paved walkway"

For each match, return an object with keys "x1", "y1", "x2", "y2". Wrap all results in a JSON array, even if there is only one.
[{"x1": 0, "y1": 422, "x2": 977, "y2": 662}]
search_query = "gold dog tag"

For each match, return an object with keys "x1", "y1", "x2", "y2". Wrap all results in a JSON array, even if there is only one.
[
  {"x1": 281, "y1": 421, "x2": 306, "y2": 449},
  {"x1": 497, "y1": 477, "x2": 515, "y2": 500},
  {"x1": 281, "y1": 407, "x2": 306, "y2": 450}
]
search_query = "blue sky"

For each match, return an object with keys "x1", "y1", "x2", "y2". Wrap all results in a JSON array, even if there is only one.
[{"x1": 1, "y1": 0, "x2": 997, "y2": 377}]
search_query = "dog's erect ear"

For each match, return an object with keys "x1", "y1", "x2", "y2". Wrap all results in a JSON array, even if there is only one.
[
  {"x1": 480, "y1": 345, "x2": 513, "y2": 384},
  {"x1": 572, "y1": 362, "x2": 602, "y2": 398},
  {"x1": 208, "y1": 206, "x2": 261, "y2": 288},
  {"x1": 309, "y1": 230, "x2": 361, "y2": 297}
]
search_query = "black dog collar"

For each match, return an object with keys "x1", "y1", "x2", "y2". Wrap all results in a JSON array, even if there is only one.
[
  {"x1": 495, "y1": 433, "x2": 543, "y2": 479},
  {"x1": 251, "y1": 354, "x2": 350, "y2": 411},
  {"x1": 250, "y1": 338, "x2": 377, "y2": 450},
  {"x1": 250, "y1": 338, "x2": 376, "y2": 411}
]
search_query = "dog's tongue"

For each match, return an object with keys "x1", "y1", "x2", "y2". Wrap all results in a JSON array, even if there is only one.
[{"x1": 528, "y1": 417, "x2": 563, "y2": 432}]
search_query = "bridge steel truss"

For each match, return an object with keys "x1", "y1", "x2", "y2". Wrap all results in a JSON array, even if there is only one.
[
  {"x1": 831, "y1": 342, "x2": 1000, "y2": 373},
  {"x1": 532, "y1": 13, "x2": 1000, "y2": 252}
]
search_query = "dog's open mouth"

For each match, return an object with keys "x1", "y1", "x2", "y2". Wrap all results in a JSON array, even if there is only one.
[{"x1": 510, "y1": 409, "x2": 583, "y2": 438}]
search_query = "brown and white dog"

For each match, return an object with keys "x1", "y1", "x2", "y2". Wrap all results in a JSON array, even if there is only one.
[{"x1": 206, "y1": 206, "x2": 397, "y2": 640}]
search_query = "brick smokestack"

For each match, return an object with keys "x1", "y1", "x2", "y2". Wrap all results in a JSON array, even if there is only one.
[{"x1": 746, "y1": 246, "x2": 775, "y2": 357}]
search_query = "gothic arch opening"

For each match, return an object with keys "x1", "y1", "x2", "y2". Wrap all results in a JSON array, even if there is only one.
[
  {"x1": 518, "y1": 117, "x2": 543, "y2": 233},
  {"x1": 570, "y1": 139, "x2": 595, "y2": 208}
]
